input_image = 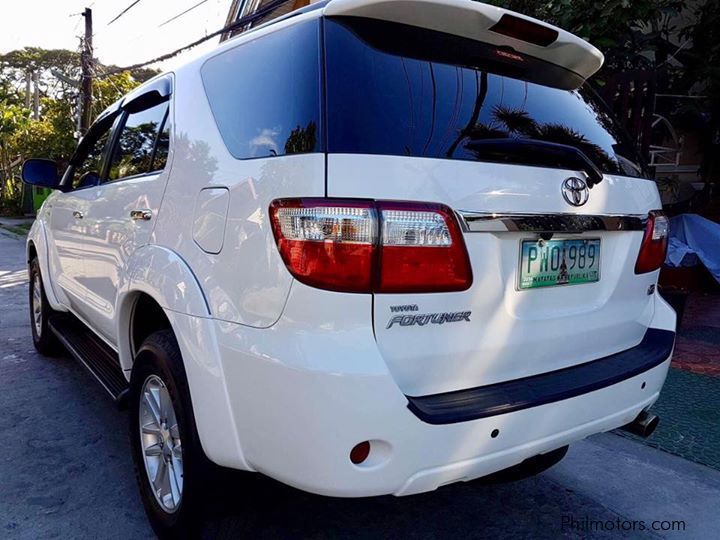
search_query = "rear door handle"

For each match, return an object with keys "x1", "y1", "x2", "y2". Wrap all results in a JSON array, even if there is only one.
[
  {"x1": 130, "y1": 209, "x2": 152, "y2": 221},
  {"x1": 72, "y1": 211, "x2": 83, "y2": 219}
]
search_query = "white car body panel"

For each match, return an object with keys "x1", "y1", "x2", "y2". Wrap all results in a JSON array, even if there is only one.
[
  {"x1": 328, "y1": 154, "x2": 663, "y2": 395},
  {"x1": 208, "y1": 280, "x2": 674, "y2": 495},
  {"x1": 25, "y1": 2, "x2": 676, "y2": 500},
  {"x1": 81, "y1": 171, "x2": 169, "y2": 343},
  {"x1": 46, "y1": 186, "x2": 96, "y2": 311}
]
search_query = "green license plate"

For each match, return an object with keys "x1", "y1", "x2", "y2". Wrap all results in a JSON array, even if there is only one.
[{"x1": 519, "y1": 238, "x2": 601, "y2": 290}]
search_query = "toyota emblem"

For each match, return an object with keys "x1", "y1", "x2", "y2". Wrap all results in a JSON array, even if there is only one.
[{"x1": 561, "y1": 177, "x2": 590, "y2": 207}]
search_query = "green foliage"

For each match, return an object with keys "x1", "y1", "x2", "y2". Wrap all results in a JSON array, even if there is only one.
[
  {"x1": 9, "y1": 99, "x2": 77, "y2": 164},
  {"x1": 0, "y1": 47, "x2": 147, "y2": 214},
  {"x1": 0, "y1": 47, "x2": 82, "y2": 102},
  {"x1": 92, "y1": 72, "x2": 142, "y2": 117},
  {"x1": 284, "y1": 122, "x2": 318, "y2": 155},
  {"x1": 485, "y1": 0, "x2": 720, "y2": 180},
  {"x1": 678, "y1": 1, "x2": 720, "y2": 102},
  {"x1": 485, "y1": 0, "x2": 687, "y2": 77},
  {"x1": 104, "y1": 65, "x2": 160, "y2": 84}
]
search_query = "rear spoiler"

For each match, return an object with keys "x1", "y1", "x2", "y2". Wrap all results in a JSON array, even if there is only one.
[{"x1": 321, "y1": 0, "x2": 603, "y2": 84}]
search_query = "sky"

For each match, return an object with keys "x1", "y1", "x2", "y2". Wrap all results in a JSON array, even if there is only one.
[{"x1": 0, "y1": 0, "x2": 231, "y2": 71}]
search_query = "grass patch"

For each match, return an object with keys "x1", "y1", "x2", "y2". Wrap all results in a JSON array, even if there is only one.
[{"x1": 0, "y1": 222, "x2": 32, "y2": 236}]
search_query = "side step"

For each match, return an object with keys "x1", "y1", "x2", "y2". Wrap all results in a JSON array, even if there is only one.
[{"x1": 49, "y1": 314, "x2": 129, "y2": 406}]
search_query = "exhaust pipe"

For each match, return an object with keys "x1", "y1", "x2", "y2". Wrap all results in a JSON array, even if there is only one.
[{"x1": 621, "y1": 410, "x2": 659, "y2": 438}]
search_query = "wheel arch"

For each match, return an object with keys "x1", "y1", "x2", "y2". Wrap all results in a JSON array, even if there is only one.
[
  {"x1": 117, "y1": 290, "x2": 173, "y2": 372},
  {"x1": 26, "y1": 220, "x2": 64, "y2": 310},
  {"x1": 122, "y1": 244, "x2": 210, "y2": 317},
  {"x1": 117, "y1": 244, "x2": 210, "y2": 370},
  {"x1": 27, "y1": 240, "x2": 37, "y2": 262}
]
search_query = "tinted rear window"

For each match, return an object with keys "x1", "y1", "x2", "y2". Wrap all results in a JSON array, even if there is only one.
[
  {"x1": 325, "y1": 17, "x2": 644, "y2": 178},
  {"x1": 201, "y1": 20, "x2": 322, "y2": 159}
]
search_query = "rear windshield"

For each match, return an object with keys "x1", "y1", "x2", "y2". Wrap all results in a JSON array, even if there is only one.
[{"x1": 325, "y1": 17, "x2": 644, "y2": 178}]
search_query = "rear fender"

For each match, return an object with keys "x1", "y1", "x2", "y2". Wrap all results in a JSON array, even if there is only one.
[{"x1": 118, "y1": 245, "x2": 250, "y2": 470}]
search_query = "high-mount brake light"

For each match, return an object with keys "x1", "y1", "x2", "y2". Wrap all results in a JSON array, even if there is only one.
[
  {"x1": 269, "y1": 199, "x2": 472, "y2": 294},
  {"x1": 634, "y1": 211, "x2": 669, "y2": 274},
  {"x1": 489, "y1": 14, "x2": 559, "y2": 47}
]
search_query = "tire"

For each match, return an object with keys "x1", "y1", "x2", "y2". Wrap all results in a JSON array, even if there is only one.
[
  {"x1": 477, "y1": 445, "x2": 569, "y2": 484},
  {"x1": 28, "y1": 257, "x2": 63, "y2": 356},
  {"x1": 129, "y1": 330, "x2": 213, "y2": 539}
]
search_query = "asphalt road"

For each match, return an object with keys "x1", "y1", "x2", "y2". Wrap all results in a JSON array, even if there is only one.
[{"x1": 2, "y1": 226, "x2": 720, "y2": 539}]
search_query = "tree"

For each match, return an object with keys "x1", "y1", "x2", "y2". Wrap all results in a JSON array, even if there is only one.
[
  {"x1": 485, "y1": 0, "x2": 687, "y2": 80},
  {"x1": 0, "y1": 47, "x2": 82, "y2": 102},
  {"x1": 485, "y1": 1, "x2": 719, "y2": 183},
  {"x1": 0, "y1": 47, "x2": 152, "y2": 214},
  {"x1": 92, "y1": 71, "x2": 142, "y2": 118},
  {"x1": 0, "y1": 47, "x2": 159, "y2": 103}
]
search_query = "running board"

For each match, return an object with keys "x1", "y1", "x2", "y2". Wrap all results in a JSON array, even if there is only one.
[{"x1": 49, "y1": 314, "x2": 129, "y2": 406}]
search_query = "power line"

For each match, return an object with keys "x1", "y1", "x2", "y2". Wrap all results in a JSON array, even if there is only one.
[
  {"x1": 107, "y1": 0, "x2": 143, "y2": 26},
  {"x1": 158, "y1": 0, "x2": 210, "y2": 28},
  {"x1": 101, "y1": 0, "x2": 293, "y2": 75}
]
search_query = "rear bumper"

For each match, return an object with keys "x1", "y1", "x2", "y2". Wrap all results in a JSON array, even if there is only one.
[
  {"x1": 202, "y1": 286, "x2": 676, "y2": 498},
  {"x1": 407, "y1": 328, "x2": 675, "y2": 425}
]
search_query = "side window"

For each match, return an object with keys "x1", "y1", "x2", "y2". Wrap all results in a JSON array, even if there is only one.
[
  {"x1": 201, "y1": 19, "x2": 322, "y2": 159},
  {"x1": 107, "y1": 101, "x2": 169, "y2": 182},
  {"x1": 71, "y1": 121, "x2": 114, "y2": 190},
  {"x1": 152, "y1": 111, "x2": 170, "y2": 171}
]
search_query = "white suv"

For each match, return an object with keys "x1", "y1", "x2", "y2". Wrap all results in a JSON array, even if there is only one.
[{"x1": 22, "y1": 0, "x2": 675, "y2": 536}]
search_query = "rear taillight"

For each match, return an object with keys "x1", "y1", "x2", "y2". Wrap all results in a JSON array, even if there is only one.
[
  {"x1": 269, "y1": 199, "x2": 472, "y2": 294},
  {"x1": 377, "y1": 201, "x2": 472, "y2": 293},
  {"x1": 635, "y1": 211, "x2": 669, "y2": 274},
  {"x1": 269, "y1": 199, "x2": 376, "y2": 293}
]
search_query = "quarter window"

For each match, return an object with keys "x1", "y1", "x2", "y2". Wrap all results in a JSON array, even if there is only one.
[
  {"x1": 107, "y1": 101, "x2": 169, "y2": 182},
  {"x1": 201, "y1": 20, "x2": 322, "y2": 159}
]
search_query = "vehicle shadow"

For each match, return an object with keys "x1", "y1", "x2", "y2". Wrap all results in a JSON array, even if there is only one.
[{"x1": 199, "y1": 466, "x2": 627, "y2": 539}]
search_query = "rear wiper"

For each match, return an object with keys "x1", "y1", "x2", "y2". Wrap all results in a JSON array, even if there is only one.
[{"x1": 464, "y1": 138, "x2": 604, "y2": 187}]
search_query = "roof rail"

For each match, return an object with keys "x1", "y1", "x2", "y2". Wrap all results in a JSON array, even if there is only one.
[{"x1": 220, "y1": 0, "x2": 329, "y2": 42}]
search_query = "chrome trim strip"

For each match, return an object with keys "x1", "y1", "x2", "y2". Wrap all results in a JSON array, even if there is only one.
[{"x1": 456, "y1": 211, "x2": 648, "y2": 233}]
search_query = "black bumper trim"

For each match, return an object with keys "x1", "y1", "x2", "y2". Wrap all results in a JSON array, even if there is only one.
[{"x1": 406, "y1": 328, "x2": 675, "y2": 425}]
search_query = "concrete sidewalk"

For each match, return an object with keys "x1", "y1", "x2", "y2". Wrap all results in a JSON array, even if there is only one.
[{"x1": 2, "y1": 230, "x2": 720, "y2": 539}]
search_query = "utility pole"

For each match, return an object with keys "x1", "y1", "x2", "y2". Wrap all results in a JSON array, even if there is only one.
[
  {"x1": 50, "y1": 68, "x2": 82, "y2": 139},
  {"x1": 24, "y1": 71, "x2": 31, "y2": 109},
  {"x1": 80, "y1": 7, "x2": 93, "y2": 134},
  {"x1": 32, "y1": 71, "x2": 40, "y2": 120}
]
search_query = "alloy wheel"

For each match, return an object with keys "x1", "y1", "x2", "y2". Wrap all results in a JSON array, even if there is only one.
[
  {"x1": 139, "y1": 375, "x2": 183, "y2": 513},
  {"x1": 32, "y1": 272, "x2": 43, "y2": 337}
]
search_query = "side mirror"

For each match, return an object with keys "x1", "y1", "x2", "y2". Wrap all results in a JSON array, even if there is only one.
[{"x1": 21, "y1": 159, "x2": 61, "y2": 189}]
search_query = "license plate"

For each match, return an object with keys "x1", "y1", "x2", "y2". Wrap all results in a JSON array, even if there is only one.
[{"x1": 519, "y1": 238, "x2": 601, "y2": 290}]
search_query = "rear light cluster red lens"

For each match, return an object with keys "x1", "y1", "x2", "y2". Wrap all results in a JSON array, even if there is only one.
[
  {"x1": 634, "y1": 211, "x2": 669, "y2": 274},
  {"x1": 269, "y1": 198, "x2": 472, "y2": 293}
]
